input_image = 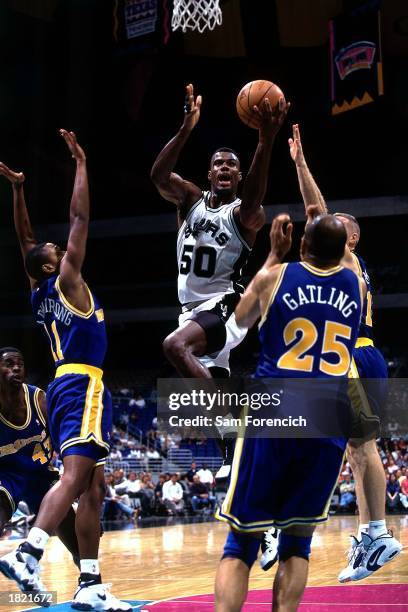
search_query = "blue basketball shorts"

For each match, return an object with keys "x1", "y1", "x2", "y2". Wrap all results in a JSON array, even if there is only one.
[
  {"x1": 47, "y1": 364, "x2": 112, "y2": 464},
  {"x1": 0, "y1": 467, "x2": 59, "y2": 515},
  {"x1": 216, "y1": 436, "x2": 345, "y2": 532}
]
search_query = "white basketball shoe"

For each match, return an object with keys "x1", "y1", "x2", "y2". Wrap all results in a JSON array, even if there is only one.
[
  {"x1": 259, "y1": 527, "x2": 280, "y2": 571},
  {"x1": 339, "y1": 531, "x2": 402, "y2": 582},
  {"x1": 0, "y1": 549, "x2": 49, "y2": 606},
  {"x1": 71, "y1": 582, "x2": 132, "y2": 611}
]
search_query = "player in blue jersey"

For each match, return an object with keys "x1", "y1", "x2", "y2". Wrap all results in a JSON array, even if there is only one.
[
  {"x1": 215, "y1": 214, "x2": 365, "y2": 612},
  {"x1": 0, "y1": 346, "x2": 80, "y2": 565},
  {"x1": 288, "y1": 124, "x2": 401, "y2": 582},
  {"x1": 0, "y1": 133, "x2": 130, "y2": 611}
]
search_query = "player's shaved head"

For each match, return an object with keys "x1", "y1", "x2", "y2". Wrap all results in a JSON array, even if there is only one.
[{"x1": 302, "y1": 215, "x2": 347, "y2": 265}]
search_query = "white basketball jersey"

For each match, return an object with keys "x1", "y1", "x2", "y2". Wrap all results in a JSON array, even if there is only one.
[{"x1": 177, "y1": 192, "x2": 251, "y2": 305}]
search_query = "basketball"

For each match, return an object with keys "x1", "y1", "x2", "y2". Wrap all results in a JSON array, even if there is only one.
[{"x1": 236, "y1": 80, "x2": 285, "y2": 129}]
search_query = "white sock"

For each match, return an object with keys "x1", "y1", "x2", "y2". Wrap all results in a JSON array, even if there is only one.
[
  {"x1": 80, "y1": 559, "x2": 100, "y2": 576},
  {"x1": 26, "y1": 527, "x2": 49, "y2": 551},
  {"x1": 357, "y1": 523, "x2": 369, "y2": 539},
  {"x1": 368, "y1": 519, "x2": 387, "y2": 540}
]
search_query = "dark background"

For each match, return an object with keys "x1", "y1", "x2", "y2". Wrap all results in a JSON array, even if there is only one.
[{"x1": 0, "y1": 0, "x2": 407, "y2": 385}]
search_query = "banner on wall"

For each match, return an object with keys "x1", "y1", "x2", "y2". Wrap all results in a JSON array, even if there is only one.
[
  {"x1": 113, "y1": 0, "x2": 158, "y2": 42},
  {"x1": 329, "y1": 8, "x2": 383, "y2": 114}
]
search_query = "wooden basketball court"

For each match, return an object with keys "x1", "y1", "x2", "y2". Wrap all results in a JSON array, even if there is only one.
[{"x1": 0, "y1": 515, "x2": 406, "y2": 611}]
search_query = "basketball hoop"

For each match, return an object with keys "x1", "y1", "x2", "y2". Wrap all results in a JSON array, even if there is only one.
[{"x1": 171, "y1": 0, "x2": 222, "y2": 34}]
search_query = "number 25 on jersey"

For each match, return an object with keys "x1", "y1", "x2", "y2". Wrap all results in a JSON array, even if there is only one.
[{"x1": 277, "y1": 318, "x2": 352, "y2": 376}]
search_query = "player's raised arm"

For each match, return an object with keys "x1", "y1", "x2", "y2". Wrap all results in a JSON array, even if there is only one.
[
  {"x1": 239, "y1": 97, "x2": 290, "y2": 232},
  {"x1": 150, "y1": 83, "x2": 202, "y2": 210},
  {"x1": 289, "y1": 124, "x2": 327, "y2": 221},
  {"x1": 0, "y1": 163, "x2": 38, "y2": 286},
  {"x1": 265, "y1": 213, "x2": 293, "y2": 268},
  {"x1": 236, "y1": 214, "x2": 292, "y2": 328},
  {"x1": 58, "y1": 130, "x2": 90, "y2": 295}
]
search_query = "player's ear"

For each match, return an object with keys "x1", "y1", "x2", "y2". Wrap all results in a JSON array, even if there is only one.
[
  {"x1": 207, "y1": 170, "x2": 212, "y2": 181},
  {"x1": 238, "y1": 172, "x2": 242, "y2": 182}
]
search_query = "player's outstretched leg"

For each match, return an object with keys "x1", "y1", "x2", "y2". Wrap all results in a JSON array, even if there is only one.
[
  {"x1": 71, "y1": 464, "x2": 131, "y2": 611},
  {"x1": 165, "y1": 319, "x2": 239, "y2": 471},
  {"x1": 338, "y1": 438, "x2": 402, "y2": 582},
  {"x1": 0, "y1": 455, "x2": 96, "y2": 601},
  {"x1": 163, "y1": 320, "x2": 211, "y2": 378},
  {"x1": 0, "y1": 456, "x2": 131, "y2": 610}
]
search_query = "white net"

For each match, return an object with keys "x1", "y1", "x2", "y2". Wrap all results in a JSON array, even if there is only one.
[{"x1": 172, "y1": 0, "x2": 223, "y2": 34}]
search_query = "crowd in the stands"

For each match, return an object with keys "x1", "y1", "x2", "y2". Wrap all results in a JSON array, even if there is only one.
[{"x1": 102, "y1": 461, "x2": 217, "y2": 521}]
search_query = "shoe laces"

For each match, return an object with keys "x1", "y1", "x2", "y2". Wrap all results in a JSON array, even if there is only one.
[{"x1": 346, "y1": 536, "x2": 362, "y2": 563}]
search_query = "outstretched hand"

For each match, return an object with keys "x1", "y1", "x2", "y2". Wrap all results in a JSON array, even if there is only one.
[
  {"x1": 254, "y1": 97, "x2": 290, "y2": 141},
  {"x1": 183, "y1": 83, "x2": 202, "y2": 131},
  {"x1": 288, "y1": 123, "x2": 305, "y2": 166},
  {"x1": 0, "y1": 162, "x2": 25, "y2": 186},
  {"x1": 269, "y1": 213, "x2": 293, "y2": 261},
  {"x1": 59, "y1": 129, "x2": 86, "y2": 162}
]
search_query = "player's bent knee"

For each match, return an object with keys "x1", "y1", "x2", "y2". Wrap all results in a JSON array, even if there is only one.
[
  {"x1": 163, "y1": 333, "x2": 187, "y2": 361},
  {"x1": 60, "y1": 472, "x2": 89, "y2": 497},
  {"x1": 347, "y1": 439, "x2": 375, "y2": 467},
  {"x1": 278, "y1": 532, "x2": 313, "y2": 563},
  {"x1": 221, "y1": 529, "x2": 259, "y2": 569}
]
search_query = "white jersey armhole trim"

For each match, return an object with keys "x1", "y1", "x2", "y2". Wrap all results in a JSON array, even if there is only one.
[{"x1": 230, "y1": 205, "x2": 252, "y2": 251}]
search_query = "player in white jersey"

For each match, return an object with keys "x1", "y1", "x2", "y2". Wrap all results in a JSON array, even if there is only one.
[{"x1": 151, "y1": 84, "x2": 289, "y2": 377}]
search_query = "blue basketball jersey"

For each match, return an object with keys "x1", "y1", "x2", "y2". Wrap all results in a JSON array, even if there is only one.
[
  {"x1": 256, "y1": 262, "x2": 362, "y2": 378},
  {"x1": 31, "y1": 275, "x2": 107, "y2": 369},
  {"x1": 352, "y1": 253, "x2": 373, "y2": 341},
  {"x1": 0, "y1": 384, "x2": 53, "y2": 474}
]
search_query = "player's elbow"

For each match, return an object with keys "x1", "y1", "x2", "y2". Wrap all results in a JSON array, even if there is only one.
[
  {"x1": 150, "y1": 164, "x2": 167, "y2": 188},
  {"x1": 150, "y1": 165, "x2": 159, "y2": 184}
]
